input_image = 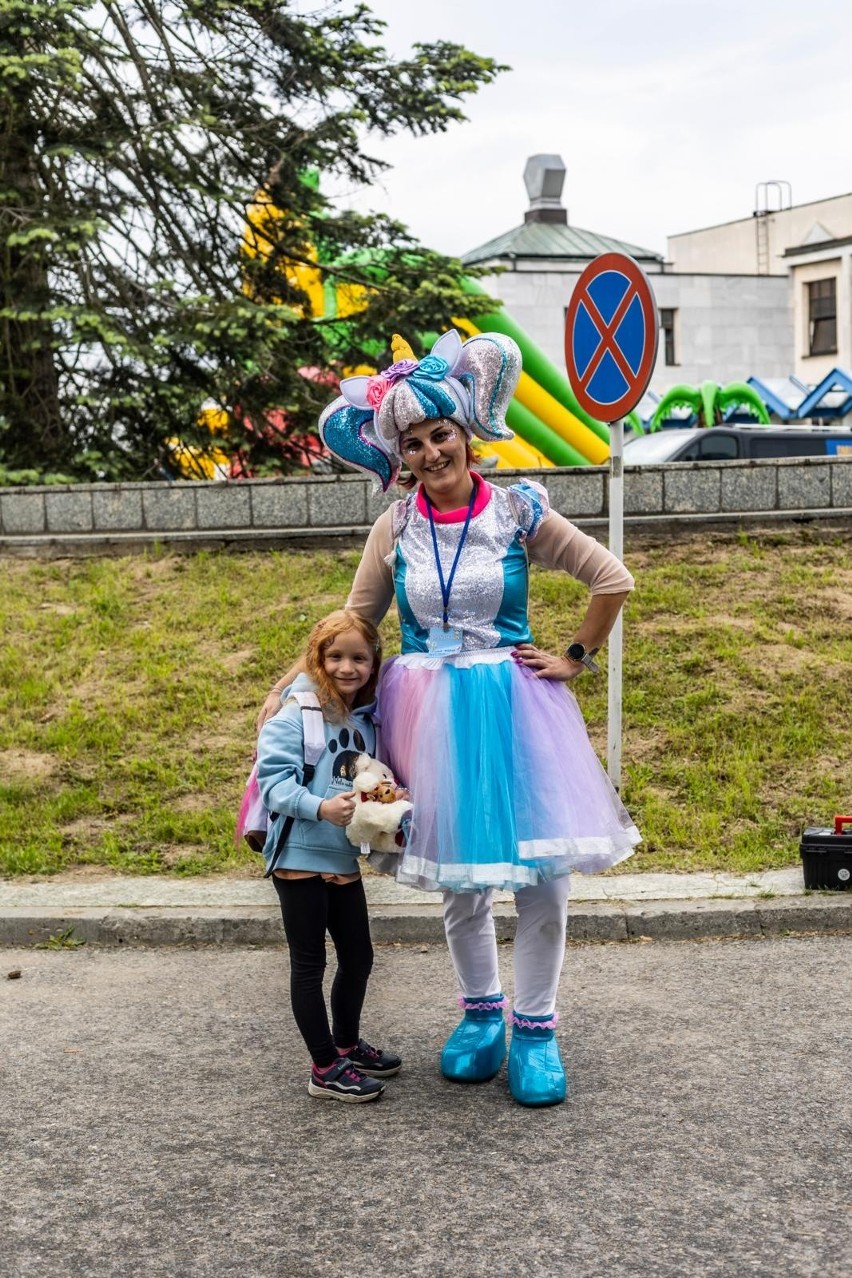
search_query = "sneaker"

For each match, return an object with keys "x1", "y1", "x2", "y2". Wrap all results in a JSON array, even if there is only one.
[
  {"x1": 308, "y1": 1057, "x2": 385, "y2": 1103},
  {"x1": 341, "y1": 1039, "x2": 402, "y2": 1078}
]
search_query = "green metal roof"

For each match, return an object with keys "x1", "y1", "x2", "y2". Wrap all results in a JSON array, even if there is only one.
[{"x1": 461, "y1": 220, "x2": 663, "y2": 266}]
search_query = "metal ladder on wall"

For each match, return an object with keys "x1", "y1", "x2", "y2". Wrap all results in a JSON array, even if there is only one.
[{"x1": 754, "y1": 181, "x2": 792, "y2": 274}]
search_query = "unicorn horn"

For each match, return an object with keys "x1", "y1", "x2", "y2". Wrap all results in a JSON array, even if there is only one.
[{"x1": 391, "y1": 333, "x2": 416, "y2": 362}]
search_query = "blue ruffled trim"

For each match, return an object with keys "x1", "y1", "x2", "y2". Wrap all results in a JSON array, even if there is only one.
[
  {"x1": 391, "y1": 492, "x2": 416, "y2": 540},
  {"x1": 507, "y1": 480, "x2": 550, "y2": 539}
]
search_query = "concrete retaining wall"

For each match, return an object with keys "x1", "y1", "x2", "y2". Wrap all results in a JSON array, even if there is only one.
[{"x1": 1, "y1": 455, "x2": 851, "y2": 555}]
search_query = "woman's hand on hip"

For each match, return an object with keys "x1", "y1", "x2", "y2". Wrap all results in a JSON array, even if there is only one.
[
  {"x1": 511, "y1": 643, "x2": 584, "y2": 681},
  {"x1": 319, "y1": 792, "x2": 357, "y2": 826}
]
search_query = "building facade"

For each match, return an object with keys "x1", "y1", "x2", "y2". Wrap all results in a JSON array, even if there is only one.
[
  {"x1": 669, "y1": 190, "x2": 852, "y2": 382},
  {"x1": 462, "y1": 157, "x2": 851, "y2": 399}
]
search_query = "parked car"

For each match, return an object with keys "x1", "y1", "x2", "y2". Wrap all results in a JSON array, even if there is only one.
[{"x1": 623, "y1": 424, "x2": 852, "y2": 465}]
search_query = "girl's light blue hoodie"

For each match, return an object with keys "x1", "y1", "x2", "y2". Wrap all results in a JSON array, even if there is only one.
[{"x1": 255, "y1": 673, "x2": 377, "y2": 877}]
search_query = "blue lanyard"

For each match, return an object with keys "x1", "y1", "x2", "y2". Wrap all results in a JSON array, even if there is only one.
[{"x1": 424, "y1": 483, "x2": 477, "y2": 629}]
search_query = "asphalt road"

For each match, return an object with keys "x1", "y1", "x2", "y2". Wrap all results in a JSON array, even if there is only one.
[{"x1": 2, "y1": 937, "x2": 850, "y2": 1278}]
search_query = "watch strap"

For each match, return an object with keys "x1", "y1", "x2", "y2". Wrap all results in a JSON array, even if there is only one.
[{"x1": 565, "y1": 642, "x2": 600, "y2": 673}]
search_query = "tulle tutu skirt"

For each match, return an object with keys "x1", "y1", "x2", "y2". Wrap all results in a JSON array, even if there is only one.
[{"x1": 377, "y1": 649, "x2": 640, "y2": 893}]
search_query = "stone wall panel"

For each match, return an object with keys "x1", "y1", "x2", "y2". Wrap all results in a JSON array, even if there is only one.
[{"x1": 1, "y1": 491, "x2": 46, "y2": 534}]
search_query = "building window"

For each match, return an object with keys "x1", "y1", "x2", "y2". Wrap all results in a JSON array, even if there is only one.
[
  {"x1": 807, "y1": 278, "x2": 837, "y2": 356},
  {"x1": 659, "y1": 308, "x2": 677, "y2": 365}
]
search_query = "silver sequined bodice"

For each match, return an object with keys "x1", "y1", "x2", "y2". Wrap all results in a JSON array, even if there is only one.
[{"x1": 394, "y1": 486, "x2": 530, "y2": 651}]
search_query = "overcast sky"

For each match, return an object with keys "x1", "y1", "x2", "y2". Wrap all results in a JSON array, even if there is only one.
[{"x1": 331, "y1": 0, "x2": 852, "y2": 259}]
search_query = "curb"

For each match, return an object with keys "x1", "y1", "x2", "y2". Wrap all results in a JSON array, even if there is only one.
[{"x1": 2, "y1": 895, "x2": 851, "y2": 948}]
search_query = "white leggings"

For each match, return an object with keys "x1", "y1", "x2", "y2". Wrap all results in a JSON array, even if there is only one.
[{"x1": 442, "y1": 877, "x2": 571, "y2": 1017}]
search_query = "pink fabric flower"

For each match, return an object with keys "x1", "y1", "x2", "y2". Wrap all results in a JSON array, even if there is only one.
[{"x1": 365, "y1": 376, "x2": 392, "y2": 409}]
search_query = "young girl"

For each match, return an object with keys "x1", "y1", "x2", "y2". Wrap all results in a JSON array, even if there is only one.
[{"x1": 256, "y1": 610, "x2": 401, "y2": 1103}]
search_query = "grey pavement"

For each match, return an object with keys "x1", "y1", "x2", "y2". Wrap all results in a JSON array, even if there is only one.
[
  {"x1": 1, "y1": 938, "x2": 850, "y2": 1277},
  {"x1": 1, "y1": 866, "x2": 851, "y2": 947}
]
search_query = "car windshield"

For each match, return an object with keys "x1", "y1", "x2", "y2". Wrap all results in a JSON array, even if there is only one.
[{"x1": 623, "y1": 430, "x2": 696, "y2": 463}]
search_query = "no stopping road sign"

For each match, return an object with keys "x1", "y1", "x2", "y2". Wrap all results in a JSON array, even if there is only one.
[{"x1": 565, "y1": 252, "x2": 658, "y2": 423}]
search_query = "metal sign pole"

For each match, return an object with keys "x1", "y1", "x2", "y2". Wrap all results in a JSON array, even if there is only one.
[
  {"x1": 564, "y1": 252, "x2": 657, "y2": 796},
  {"x1": 607, "y1": 417, "x2": 624, "y2": 792}
]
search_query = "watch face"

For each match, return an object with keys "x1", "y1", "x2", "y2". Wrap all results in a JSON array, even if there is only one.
[{"x1": 567, "y1": 642, "x2": 585, "y2": 661}]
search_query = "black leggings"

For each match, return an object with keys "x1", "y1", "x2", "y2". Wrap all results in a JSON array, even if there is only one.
[{"x1": 271, "y1": 875, "x2": 374, "y2": 1068}]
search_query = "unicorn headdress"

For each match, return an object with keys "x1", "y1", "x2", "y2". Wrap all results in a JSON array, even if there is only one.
[{"x1": 319, "y1": 329, "x2": 522, "y2": 491}]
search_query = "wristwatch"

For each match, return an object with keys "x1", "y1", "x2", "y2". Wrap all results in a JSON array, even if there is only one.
[{"x1": 565, "y1": 641, "x2": 600, "y2": 673}]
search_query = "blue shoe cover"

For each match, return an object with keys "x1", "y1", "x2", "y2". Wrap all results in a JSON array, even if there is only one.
[
  {"x1": 440, "y1": 996, "x2": 507, "y2": 1083},
  {"x1": 507, "y1": 1013, "x2": 566, "y2": 1107}
]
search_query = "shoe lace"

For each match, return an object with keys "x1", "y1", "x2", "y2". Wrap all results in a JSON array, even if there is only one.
[{"x1": 359, "y1": 1041, "x2": 381, "y2": 1060}]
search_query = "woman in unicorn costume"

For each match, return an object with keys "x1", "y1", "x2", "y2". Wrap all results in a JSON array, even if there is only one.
[{"x1": 264, "y1": 329, "x2": 640, "y2": 1106}]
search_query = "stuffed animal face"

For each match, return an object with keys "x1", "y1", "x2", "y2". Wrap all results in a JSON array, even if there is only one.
[{"x1": 372, "y1": 780, "x2": 398, "y2": 804}]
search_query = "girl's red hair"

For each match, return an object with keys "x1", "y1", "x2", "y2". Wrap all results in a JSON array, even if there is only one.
[{"x1": 304, "y1": 610, "x2": 382, "y2": 720}]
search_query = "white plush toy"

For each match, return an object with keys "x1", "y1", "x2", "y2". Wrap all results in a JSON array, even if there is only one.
[{"x1": 346, "y1": 754, "x2": 412, "y2": 856}]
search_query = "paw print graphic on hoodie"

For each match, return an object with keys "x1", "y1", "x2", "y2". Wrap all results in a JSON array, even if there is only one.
[{"x1": 327, "y1": 727, "x2": 367, "y2": 788}]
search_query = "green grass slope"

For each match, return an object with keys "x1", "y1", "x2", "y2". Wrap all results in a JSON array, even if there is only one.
[{"x1": 1, "y1": 526, "x2": 849, "y2": 877}]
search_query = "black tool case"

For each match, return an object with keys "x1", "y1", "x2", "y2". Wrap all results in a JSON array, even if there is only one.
[{"x1": 799, "y1": 817, "x2": 852, "y2": 889}]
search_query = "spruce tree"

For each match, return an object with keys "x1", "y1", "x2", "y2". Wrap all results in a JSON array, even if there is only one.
[{"x1": 0, "y1": 1, "x2": 503, "y2": 479}]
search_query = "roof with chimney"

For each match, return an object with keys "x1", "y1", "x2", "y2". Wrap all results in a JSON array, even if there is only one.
[{"x1": 461, "y1": 154, "x2": 663, "y2": 267}]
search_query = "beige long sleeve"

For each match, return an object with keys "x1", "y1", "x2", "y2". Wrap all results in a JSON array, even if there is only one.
[
  {"x1": 345, "y1": 499, "x2": 633, "y2": 623},
  {"x1": 345, "y1": 507, "x2": 396, "y2": 623},
  {"x1": 527, "y1": 510, "x2": 634, "y2": 594}
]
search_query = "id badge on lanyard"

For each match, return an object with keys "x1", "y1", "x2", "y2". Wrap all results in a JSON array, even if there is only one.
[
  {"x1": 426, "y1": 624, "x2": 464, "y2": 655},
  {"x1": 424, "y1": 484, "x2": 476, "y2": 657}
]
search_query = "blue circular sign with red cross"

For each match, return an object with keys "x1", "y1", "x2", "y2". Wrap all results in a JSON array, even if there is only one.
[{"x1": 564, "y1": 252, "x2": 659, "y2": 422}]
